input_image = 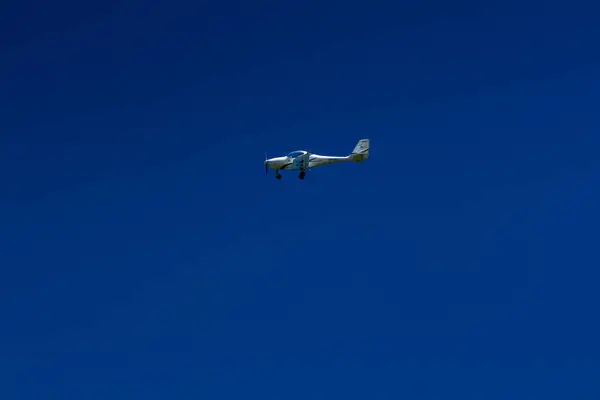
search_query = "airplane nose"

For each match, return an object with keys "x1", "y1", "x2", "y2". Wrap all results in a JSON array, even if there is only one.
[
  {"x1": 264, "y1": 157, "x2": 285, "y2": 168},
  {"x1": 265, "y1": 158, "x2": 280, "y2": 174}
]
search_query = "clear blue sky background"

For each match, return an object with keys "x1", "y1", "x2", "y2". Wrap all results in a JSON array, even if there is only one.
[{"x1": 2, "y1": 0, "x2": 600, "y2": 398}]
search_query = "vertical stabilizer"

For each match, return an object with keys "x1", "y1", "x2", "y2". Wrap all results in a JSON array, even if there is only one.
[{"x1": 350, "y1": 139, "x2": 369, "y2": 161}]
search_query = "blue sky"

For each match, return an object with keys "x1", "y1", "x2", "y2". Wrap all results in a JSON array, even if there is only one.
[{"x1": 2, "y1": 0, "x2": 600, "y2": 398}]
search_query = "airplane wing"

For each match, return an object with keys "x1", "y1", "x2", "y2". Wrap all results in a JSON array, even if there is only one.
[{"x1": 292, "y1": 152, "x2": 311, "y2": 170}]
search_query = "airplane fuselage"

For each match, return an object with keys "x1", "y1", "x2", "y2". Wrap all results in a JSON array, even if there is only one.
[
  {"x1": 264, "y1": 139, "x2": 369, "y2": 180},
  {"x1": 265, "y1": 153, "x2": 352, "y2": 171}
]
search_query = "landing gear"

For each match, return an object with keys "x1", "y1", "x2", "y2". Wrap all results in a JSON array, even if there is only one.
[
  {"x1": 299, "y1": 171, "x2": 306, "y2": 180},
  {"x1": 275, "y1": 170, "x2": 282, "y2": 180}
]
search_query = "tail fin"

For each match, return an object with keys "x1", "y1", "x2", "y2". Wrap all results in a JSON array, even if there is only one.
[{"x1": 350, "y1": 139, "x2": 369, "y2": 161}]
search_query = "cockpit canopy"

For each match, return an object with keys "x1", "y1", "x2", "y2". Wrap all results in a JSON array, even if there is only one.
[{"x1": 287, "y1": 150, "x2": 306, "y2": 158}]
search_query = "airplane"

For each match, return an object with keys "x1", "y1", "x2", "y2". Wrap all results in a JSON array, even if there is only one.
[{"x1": 264, "y1": 139, "x2": 369, "y2": 180}]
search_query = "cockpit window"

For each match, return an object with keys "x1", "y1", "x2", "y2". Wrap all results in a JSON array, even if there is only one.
[{"x1": 287, "y1": 151, "x2": 304, "y2": 158}]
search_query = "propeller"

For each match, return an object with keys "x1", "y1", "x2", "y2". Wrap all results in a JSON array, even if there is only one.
[{"x1": 265, "y1": 152, "x2": 268, "y2": 175}]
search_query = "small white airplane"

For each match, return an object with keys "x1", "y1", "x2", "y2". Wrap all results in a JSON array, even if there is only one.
[{"x1": 265, "y1": 139, "x2": 369, "y2": 180}]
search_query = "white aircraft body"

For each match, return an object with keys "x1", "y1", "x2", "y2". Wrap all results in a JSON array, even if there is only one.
[{"x1": 265, "y1": 139, "x2": 369, "y2": 180}]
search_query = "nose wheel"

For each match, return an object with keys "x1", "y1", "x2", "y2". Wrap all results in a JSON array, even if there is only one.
[
  {"x1": 299, "y1": 171, "x2": 305, "y2": 180},
  {"x1": 275, "y1": 170, "x2": 282, "y2": 180}
]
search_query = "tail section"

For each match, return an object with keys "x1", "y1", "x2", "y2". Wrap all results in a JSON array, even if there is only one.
[{"x1": 350, "y1": 139, "x2": 369, "y2": 161}]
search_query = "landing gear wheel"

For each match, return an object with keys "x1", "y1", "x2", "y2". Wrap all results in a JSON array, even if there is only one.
[
  {"x1": 299, "y1": 171, "x2": 306, "y2": 180},
  {"x1": 276, "y1": 173, "x2": 282, "y2": 180}
]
